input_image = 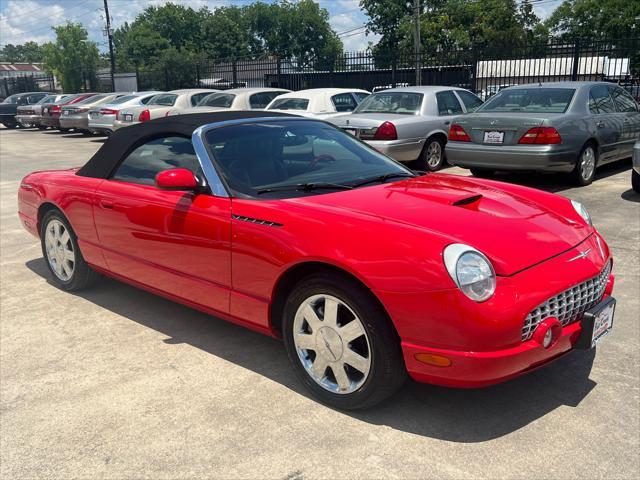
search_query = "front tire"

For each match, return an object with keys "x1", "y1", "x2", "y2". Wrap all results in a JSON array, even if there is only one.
[
  {"x1": 570, "y1": 143, "x2": 597, "y2": 186},
  {"x1": 282, "y1": 273, "x2": 406, "y2": 409},
  {"x1": 40, "y1": 210, "x2": 100, "y2": 291},
  {"x1": 633, "y1": 169, "x2": 640, "y2": 193},
  {"x1": 417, "y1": 136, "x2": 446, "y2": 171}
]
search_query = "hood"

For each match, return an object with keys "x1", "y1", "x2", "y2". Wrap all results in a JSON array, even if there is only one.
[{"x1": 289, "y1": 174, "x2": 591, "y2": 276}]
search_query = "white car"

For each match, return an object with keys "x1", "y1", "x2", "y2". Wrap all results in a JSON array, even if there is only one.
[
  {"x1": 167, "y1": 88, "x2": 291, "y2": 116},
  {"x1": 113, "y1": 89, "x2": 218, "y2": 129},
  {"x1": 87, "y1": 91, "x2": 163, "y2": 135},
  {"x1": 264, "y1": 88, "x2": 370, "y2": 118}
]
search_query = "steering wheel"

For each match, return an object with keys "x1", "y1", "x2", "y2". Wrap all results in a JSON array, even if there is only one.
[{"x1": 309, "y1": 154, "x2": 336, "y2": 169}]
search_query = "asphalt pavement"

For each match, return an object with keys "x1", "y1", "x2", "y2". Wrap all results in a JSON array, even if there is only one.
[{"x1": 1, "y1": 127, "x2": 638, "y2": 479}]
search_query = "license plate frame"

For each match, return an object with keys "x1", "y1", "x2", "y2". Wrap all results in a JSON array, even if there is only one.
[
  {"x1": 483, "y1": 131, "x2": 504, "y2": 144},
  {"x1": 123, "y1": 114, "x2": 133, "y2": 122},
  {"x1": 576, "y1": 296, "x2": 615, "y2": 349}
]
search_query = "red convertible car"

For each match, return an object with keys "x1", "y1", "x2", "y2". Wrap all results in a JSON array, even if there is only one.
[{"x1": 18, "y1": 112, "x2": 615, "y2": 409}]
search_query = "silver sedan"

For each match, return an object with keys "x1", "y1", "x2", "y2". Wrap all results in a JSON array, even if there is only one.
[
  {"x1": 447, "y1": 81, "x2": 640, "y2": 186},
  {"x1": 329, "y1": 86, "x2": 483, "y2": 171}
]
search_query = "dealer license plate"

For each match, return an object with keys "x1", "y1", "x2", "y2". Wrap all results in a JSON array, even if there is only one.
[
  {"x1": 483, "y1": 131, "x2": 504, "y2": 144},
  {"x1": 578, "y1": 297, "x2": 615, "y2": 349}
]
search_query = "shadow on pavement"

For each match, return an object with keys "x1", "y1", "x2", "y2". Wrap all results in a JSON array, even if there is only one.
[
  {"x1": 465, "y1": 158, "x2": 632, "y2": 194},
  {"x1": 26, "y1": 257, "x2": 597, "y2": 443},
  {"x1": 620, "y1": 188, "x2": 639, "y2": 203}
]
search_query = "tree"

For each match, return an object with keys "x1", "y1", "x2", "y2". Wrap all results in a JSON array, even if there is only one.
[
  {"x1": 244, "y1": 0, "x2": 343, "y2": 68},
  {"x1": 200, "y1": 6, "x2": 253, "y2": 60},
  {"x1": 41, "y1": 23, "x2": 100, "y2": 93},
  {"x1": 546, "y1": 0, "x2": 640, "y2": 41},
  {"x1": 0, "y1": 42, "x2": 44, "y2": 63}
]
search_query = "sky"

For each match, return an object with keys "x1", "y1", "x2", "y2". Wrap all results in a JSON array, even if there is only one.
[{"x1": 0, "y1": 0, "x2": 564, "y2": 53}]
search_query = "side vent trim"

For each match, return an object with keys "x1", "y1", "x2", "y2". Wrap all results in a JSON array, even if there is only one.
[{"x1": 232, "y1": 214, "x2": 283, "y2": 228}]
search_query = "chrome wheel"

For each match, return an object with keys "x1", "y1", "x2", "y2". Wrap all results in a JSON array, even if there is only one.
[
  {"x1": 580, "y1": 147, "x2": 596, "y2": 181},
  {"x1": 44, "y1": 219, "x2": 75, "y2": 281},
  {"x1": 425, "y1": 140, "x2": 443, "y2": 169},
  {"x1": 293, "y1": 294, "x2": 371, "y2": 394}
]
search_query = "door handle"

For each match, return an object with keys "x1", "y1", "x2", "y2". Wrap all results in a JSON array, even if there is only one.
[
  {"x1": 596, "y1": 121, "x2": 605, "y2": 128},
  {"x1": 444, "y1": 121, "x2": 451, "y2": 125},
  {"x1": 100, "y1": 200, "x2": 114, "y2": 209}
]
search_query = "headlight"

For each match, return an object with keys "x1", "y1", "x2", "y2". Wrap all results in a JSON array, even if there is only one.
[
  {"x1": 571, "y1": 200, "x2": 592, "y2": 227},
  {"x1": 443, "y1": 244, "x2": 496, "y2": 302}
]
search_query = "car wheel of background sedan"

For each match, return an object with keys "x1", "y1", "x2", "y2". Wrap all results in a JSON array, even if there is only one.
[
  {"x1": 37, "y1": 125, "x2": 47, "y2": 130},
  {"x1": 59, "y1": 128, "x2": 70, "y2": 133},
  {"x1": 570, "y1": 143, "x2": 597, "y2": 186},
  {"x1": 282, "y1": 272, "x2": 406, "y2": 410},
  {"x1": 418, "y1": 136, "x2": 446, "y2": 172},
  {"x1": 633, "y1": 170, "x2": 640, "y2": 193},
  {"x1": 470, "y1": 168, "x2": 495, "y2": 178},
  {"x1": 3, "y1": 123, "x2": 18, "y2": 129},
  {"x1": 40, "y1": 210, "x2": 100, "y2": 291}
]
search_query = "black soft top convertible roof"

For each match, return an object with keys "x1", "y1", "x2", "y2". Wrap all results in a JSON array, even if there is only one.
[{"x1": 76, "y1": 111, "x2": 293, "y2": 179}]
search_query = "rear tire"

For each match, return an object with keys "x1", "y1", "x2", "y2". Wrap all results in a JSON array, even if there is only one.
[
  {"x1": 470, "y1": 168, "x2": 495, "y2": 178},
  {"x1": 633, "y1": 169, "x2": 640, "y2": 193},
  {"x1": 3, "y1": 123, "x2": 18, "y2": 129},
  {"x1": 37, "y1": 125, "x2": 47, "y2": 130},
  {"x1": 570, "y1": 143, "x2": 597, "y2": 186},
  {"x1": 40, "y1": 210, "x2": 100, "y2": 291},
  {"x1": 282, "y1": 272, "x2": 406, "y2": 409},
  {"x1": 417, "y1": 136, "x2": 446, "y2": 171},
  {"x1": 59, "y1": 128, "x2": 70, "y2": 133}
]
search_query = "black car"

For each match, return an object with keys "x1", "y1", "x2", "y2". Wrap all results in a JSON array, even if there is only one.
[{"x1": 0, "y1": 91, "x2": 51, "y2": 129}]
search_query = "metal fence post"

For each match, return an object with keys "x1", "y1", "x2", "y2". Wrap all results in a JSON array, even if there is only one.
[
  {"x1": 277, "y1": 56, "x2": 282, "y2": 88},
  {"x1": 165, "y1": 68, "x2": 170, "y2": 90},
  {"x1": 232, "y1": 60, "x2": 238, "y2": 87},
  {"x1": 392, "y1": 56, "x2": 397, "y2": 88},
  {"x1": 571, "y1": 39, "x2": 581, "y2": 81},
  {"x1": 195, "y1": 63, "x2": 200, "y2": 87}
]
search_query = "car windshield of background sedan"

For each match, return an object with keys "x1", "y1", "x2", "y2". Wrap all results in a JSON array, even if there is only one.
[
  {"x1": 353, "y1": 92, "x2": 423, "y2": 114},
  {"x1": 268, "y1": 98, "x2": 309, "y2": 110},
  {"x1": 204, "y1": 120, "x2": 413, "y2": 198},
  {"x1": 75, "y1": 94, "x2": 109, "y2": 105},
  {"x1": 198, "y1": 93, "x2": 235, "y2": 108},
  {"x1": 478, "y1": 88, "x2": 575, "y2": 113},
  {"x1": 147, "y1": 94, "x2": 178, "y2": 106}
]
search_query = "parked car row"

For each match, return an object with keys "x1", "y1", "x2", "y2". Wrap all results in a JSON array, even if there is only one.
[{"x1": 5, "y1": 82, "x2": 639, "y2": 188}]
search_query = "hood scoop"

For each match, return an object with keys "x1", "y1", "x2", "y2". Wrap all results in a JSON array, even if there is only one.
[{"x1": 452, "y1": 194, "x2": 483, "y2": 209}]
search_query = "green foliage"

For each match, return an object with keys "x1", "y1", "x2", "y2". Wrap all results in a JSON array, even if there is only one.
[
  {"x1": 0, "y1": 42, "x2": 44, "y2": 63},
  {"x1": 545, "y1": 0, "x2": 640, "y2": 42},
  {"x1": 112, "y1": 0, "x2": 342, "y2": 71},
  {"x1": 41, "y1": 23, "x2": 100, "y2": 93}
]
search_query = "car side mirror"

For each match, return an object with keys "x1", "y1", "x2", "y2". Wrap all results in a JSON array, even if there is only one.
[{"x1": 155, "y1": 168, "x2": 199, "y2": 191}]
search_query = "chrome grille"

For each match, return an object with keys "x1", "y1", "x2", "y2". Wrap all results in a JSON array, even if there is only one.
[{"x1": 522, "y1": 261, "x2": 611, "y2": 341}]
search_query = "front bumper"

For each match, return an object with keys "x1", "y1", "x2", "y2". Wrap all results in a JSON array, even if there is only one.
[
  {"x1": 447, "y1": 142, "x2": 578, "y2": 172},
  {"x1": 16, "y1": 114, "x2": 42, "y2": 126},
  {"x1": 365, "y1": 138, "x2": 425, "y2": 162},
  {"x1": 59, "y1": 114, "x2": 89, "y2": 130},
  {"x1": 383, "y1": 232, "x2": 613, "y2": 388}
]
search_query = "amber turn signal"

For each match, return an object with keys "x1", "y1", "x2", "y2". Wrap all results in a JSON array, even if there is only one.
[{"x1": 414, "y1": 353, "x2": 452, "y2": 367}]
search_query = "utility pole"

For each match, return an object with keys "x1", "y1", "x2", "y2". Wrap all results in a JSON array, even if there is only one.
[
  {"x1": 414, "y1": 0, "x2": 421, "y2": 86},
  {"x1": 103, "y1": 0, "x2": 116, "y2": 91}
]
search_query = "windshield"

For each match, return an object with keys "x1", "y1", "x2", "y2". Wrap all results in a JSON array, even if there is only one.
[
  {"x1": 478, "y1": 88, "x2": 576, "y2": 113},
  {"x1": 204, "y1": 120, "x2": 413, "y2": 198},
  {"x1": 148, "y1": 94, "x2": 178, "y2": 106},
  {"x1": 353, "y1": 92, "x2": 423, "y2": 114},
  {"x1": 109, "y1": 94, "x2": 139, "y2": 105},
  {"x1": 268, "y1": 98, "x2": 309, "y2": 110},
  {"x1": 3, "y1": 94, "x2": 21, "y2": 104},
  {"x1": 75, "y1": 94, "x2": 108, "y2": 105},
  {"x1": 198, "y1": 93, "x2": 236, "y2": 108}
]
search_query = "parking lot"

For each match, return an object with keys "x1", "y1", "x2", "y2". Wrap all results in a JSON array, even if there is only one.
[{"x1": 1, "y1": 127, "x2": 638, "y2": 479}]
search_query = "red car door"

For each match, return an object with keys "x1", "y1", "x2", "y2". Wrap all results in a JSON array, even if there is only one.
[{"x1": 92, "y1": 135, "x2": 232, "y2": 314}]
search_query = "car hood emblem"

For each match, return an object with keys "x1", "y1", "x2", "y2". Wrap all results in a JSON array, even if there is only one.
[{"x1": 567, "y1": 248, "x2": 592, "y2": 262}]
